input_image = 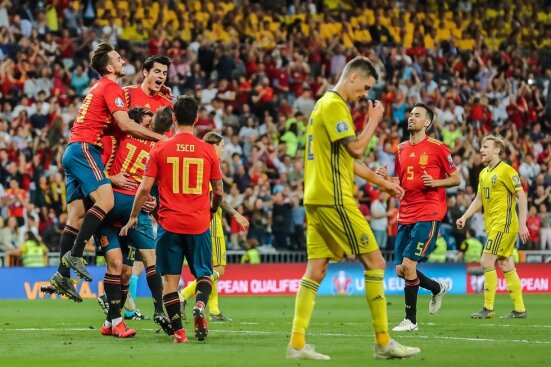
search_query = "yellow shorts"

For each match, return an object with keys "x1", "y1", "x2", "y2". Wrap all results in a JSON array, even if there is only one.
[
  {"x1": 305, "y1": 204, "x2": 379, "y2": 260},
  {"x1": 212, "y1": 236, "x2": 226, "y2": 267},
  {"x1": 483, "y1": 229, "x2": 517, "y2": 257}
]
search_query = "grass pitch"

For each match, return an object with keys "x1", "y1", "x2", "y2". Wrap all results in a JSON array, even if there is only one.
[{"x1": 0, "y1": 295, "x2": 549, "y2": 366}]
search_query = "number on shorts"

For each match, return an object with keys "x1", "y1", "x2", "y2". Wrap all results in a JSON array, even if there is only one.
[
  {"x1": 167, "y1": 157, "x2": 204, "y2": 194},
  {"x1": 127, "y1": 245, "x2": 136, "y2": 261},
  {"x1": 414, "y1": 242, "x2": 424, "y2": 256}
]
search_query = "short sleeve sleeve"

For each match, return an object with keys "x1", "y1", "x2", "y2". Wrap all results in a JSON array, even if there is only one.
[
  {"x1": 438, "y1": 144, "x2": 457, "y2": 175},
  {"x1": 323, "y1": 99, "x2": 356, "y2": 143},
  {"x1": 504, "y1": 166, "x2": 523, "y2": 193},
  {"x1": 104, "y1": 82, "x2": 128, "y2": 115}
]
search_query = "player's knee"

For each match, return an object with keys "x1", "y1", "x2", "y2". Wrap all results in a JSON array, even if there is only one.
[
  {"x1": 307, "y1": 268, "x2": 326, "y2": 283},
  {"x1": 106, "y1": 256, "x2": 123, "y2": 274},
  {"x1": 140, "y1": 250, "x2": 156, "y2": 266}
]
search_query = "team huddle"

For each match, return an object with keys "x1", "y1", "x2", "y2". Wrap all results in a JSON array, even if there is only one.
[{"x1": 41, "y1": 43, "x2": 529, "y2": 358}]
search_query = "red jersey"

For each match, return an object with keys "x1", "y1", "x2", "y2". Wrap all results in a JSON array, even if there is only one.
[
  {"x1": 110, "y1": 135, "x2": 156, "y2": 195},
  {"x1": 144, "y1": 132, "x2": 222, "y2": 234},
  {"x1": 69, "y1": 77, "x2": 127, "y2": 146},
  {"x1": 395, "y1": 136, "x2": 456, "y2": 224},
  {"x1": 123, "y1": 85, "x2": 173, "y2": 114}
]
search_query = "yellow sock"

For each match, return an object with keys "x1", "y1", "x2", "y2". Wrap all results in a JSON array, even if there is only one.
[
  {"x1": 483, "y1": 268, "x2": 497, "y2": 311},
  {"x1": 290, "y1": 277, "x2": 319, "y2": 350},
  {"x1": 209, "y1": 280, "x2": 220, "y2": 315},
  {"x1": 364, "y1": 269, "x2": 390, "y2": 347},
  {"x1": 504, "y1": 269, "x2": 525, "y2": 312},
  {"x1": 181, "y1": 280, "x2": 197, "y2": 301}
]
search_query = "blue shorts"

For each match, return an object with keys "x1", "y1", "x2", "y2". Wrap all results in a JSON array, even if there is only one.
[
  {"x1": 394, "y1": 221, "x2": 440, "y2": 265},
  {"x1": 156, "y1": 225, "x2": 212, "y2": 277},
  {"x1": 63, "y1": 143, "x2": 110, "y2": 203},
  {"x1": 95, "y1": 192, "x2": 155, "y2": 265}
]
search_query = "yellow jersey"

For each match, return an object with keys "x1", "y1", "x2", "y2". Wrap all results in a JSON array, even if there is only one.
[
  {"x1": 304, "y1": 91, "x2": 356, "y2": 207},
  {"x1": 478, "y1": 161, "x2": 523, "y2": 233}
]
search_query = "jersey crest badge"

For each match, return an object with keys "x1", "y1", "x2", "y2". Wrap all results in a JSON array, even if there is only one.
[
  {"x1": 491, "y1": 174, "x2": 497, "y2": 185},
  {"x1": 336, "y1": 121, "x2": 349, "y2": 133},
  {"x1": 419, "y1": 152, "x2": 428, "y2": 167}
]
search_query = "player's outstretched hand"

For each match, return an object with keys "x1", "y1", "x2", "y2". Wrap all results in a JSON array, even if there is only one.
[
  {"x1": 235, "y1": 213, "x2": 250, "y2": 231},
  {"x1": 110, "y1": 172, "x2": 138, "y2": 191},
  {"x1": 120, "y1": 216, "x2": 138, "y2": 236},
  {"x1": 421, "y1": 170, "x2": 436, "y2": 187},
  {"x1": 456, "y1": 216, "x2": 466, "y2": 229},
  {"x1": 142, "y1": 195, "x2": 157, "y2": 213},
  {"x1": 375, "y1": 164, "x2": 388, "y2": 179},
  {"x1": 519, "y1": 224, "x2": 530, "y2": 244},
  {"x1": 384, "y1": 181, "x2": 405, "y2": 200}
]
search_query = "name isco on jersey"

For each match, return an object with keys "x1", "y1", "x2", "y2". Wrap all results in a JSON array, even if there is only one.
[{"x1": 177, "y1": 144, "x2": 195, "y2": 152}]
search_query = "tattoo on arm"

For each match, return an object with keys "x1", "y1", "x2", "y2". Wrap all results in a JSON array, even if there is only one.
[
  {"x1": 340, "y1": 136, "x2": 357, "y2": 147},
  {"x1": 220, "y1": 199, "x2": 237, "y2": 216},
  {"x1": 210, "y1": 179, "x2": 224, "y2": 212}
]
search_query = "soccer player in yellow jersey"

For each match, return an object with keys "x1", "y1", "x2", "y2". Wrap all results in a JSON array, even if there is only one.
[
  {"x1": 179, "y1": 132, "x2": 249, "y2": 321},
  {"x1": 457, "y1": 135, "x2": 529, "y2": 319},
  {"x1": 286, "y1": 57, "x2": 420, "y2": 360}
]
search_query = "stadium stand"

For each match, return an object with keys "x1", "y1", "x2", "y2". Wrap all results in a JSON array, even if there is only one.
[{"x1": 0, "y1": 0, "x2": 550, "y2": 266}]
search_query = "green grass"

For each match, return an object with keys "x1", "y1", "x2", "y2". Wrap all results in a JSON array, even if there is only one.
[{"x1": 0, "y1": 295, "x2": 549, "y2": 366}]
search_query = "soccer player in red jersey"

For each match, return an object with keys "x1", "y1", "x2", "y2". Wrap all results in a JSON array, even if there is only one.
[
  {"x1": 96, "y1": 106, "x2": 173, "y2": 338},
  {"x1": 121, "y1": 96, "x2": 223, "y2": 344},
  {"x1": 50, "y1": 43, "x2": 166, "y2": 301},
  {"x1": 378, "y1": 103, "x2": 460, "y2": 332}
]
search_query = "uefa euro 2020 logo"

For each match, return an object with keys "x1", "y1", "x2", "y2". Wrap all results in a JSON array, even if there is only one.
[{"x1": 331, "y1": 270, "x2": 353, "y2": 295}]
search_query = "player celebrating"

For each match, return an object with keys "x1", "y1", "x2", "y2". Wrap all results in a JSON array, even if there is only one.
[
  {"x1": 97, "y1": 106, "x2": 174, "y2": 338},
  {"x1": 120, "y1": 96, "x2": 223, "y2": 344},
  {"x1": 457, "y1": 135, "x2": 528, "y2": 319},
  {"x1": 378, "y1": 103, "x2": 460, "y2": 332},
  {"x1": 179, "y1": 132, "x2": 250, "y2": 322},
  {"x1": 50, "y1": 43, "x2": 165, "y2": 301},
  {"x1": 286, "y1": 57, "x2": 420, "y2": 361}
]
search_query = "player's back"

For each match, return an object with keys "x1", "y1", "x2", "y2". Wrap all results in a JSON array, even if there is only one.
[
  {"x1": 479, "y1": 161, "x2": 520, "y2": 233},
  {"x1": 304, "y1": 91, "x2": 356, "y2": 207},
  {"x1": 147, "y1": 133, "x2": 220, "y2": 235},
  {"x1": 396, "y1": 136, "x2": 456, "y2": 224},
  {"x1": 69, "y1": 77, "x2": 127, "y2": 145},
  {"x1": 110, "y1": 135, "x2": 157, "y2": 195}
]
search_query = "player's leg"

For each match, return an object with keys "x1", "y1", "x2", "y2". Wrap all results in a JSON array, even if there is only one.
[
  {"x1": 48, "y1": 197, "x2": 85, "y2": 301},
  {"x1": 287, "y1": 206, "x2": 336, "y2": 360},
  {"x1": 156, "y1": 225, "x2": 187, "y2": 343},
  {"x1": 471, "y1": 232, "x2": 500, "y2": 318},
  {"x1": 125, "y1": 260, "x2": 147, "y2": 319},
  {"x1": 61, "y1": 143, "x2": 113, "y2": 281},
  {"x1": 210, "y1": 235, "x2": 229, "y2": 321},
  {"x1": 186, "y1": 229, "x2": 213, "y2": 341},
  {"x1": 496, "y1": 232, "x2": 526, "y2": 318}
]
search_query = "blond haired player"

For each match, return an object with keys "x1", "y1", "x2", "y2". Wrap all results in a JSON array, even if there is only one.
[
  {"x1": 457, "y1": 135, "x2": 529, "y2": 319},
  {"x1": 286, "y1": 56, "x2": 420, "y2": 361}
]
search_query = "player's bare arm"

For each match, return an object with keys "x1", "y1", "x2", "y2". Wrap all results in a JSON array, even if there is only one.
[
  {"x1": 516, "y1": 189, "x2": 529, "y2": 243},
  {"x1": 421, "y1": 170, "x2": 461, "y2": 188},
  {"x1": 375, "y1": 164, "x2": 400, "y2": 184},
  {"x1": 340, "y1": 100, "x2": 384, "y2": 159},
  {"x1": 112, "y1": 111, "x2": 165, "y2": 141},
  {"x1": 354, "y1": 160, "x2": 405, "y2": 200},
  {"x1": 210, "y1": 178, "x2": 224, "y2": 214},
  {"x1": 120, "y1": 176, "x2": 155, "y2": 236},
  {"x1": 221, "y1": 199, "x2": 250, "y2": 230},
  {"x1": 456, "y1": 194, "x2": 483, "y2": 229}
]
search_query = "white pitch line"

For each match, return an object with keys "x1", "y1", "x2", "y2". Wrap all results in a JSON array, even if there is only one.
[{"x1": 2, "y1": 328, "x2": 550, "y2": 345}]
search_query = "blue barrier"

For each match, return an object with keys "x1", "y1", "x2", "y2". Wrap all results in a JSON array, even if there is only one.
[{"x1": 319, "y1": 262, "x2": 467, "y2": 296}]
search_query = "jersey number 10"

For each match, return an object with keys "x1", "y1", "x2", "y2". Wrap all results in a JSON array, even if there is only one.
[{"x1": 167, "y1": 157, "x2": 204, "y2": 194}]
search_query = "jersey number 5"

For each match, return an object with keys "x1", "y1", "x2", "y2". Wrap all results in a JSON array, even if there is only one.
[
  {"x1": 167, "y1": 157, "x2": 204, "y2": 194},
  {"x1": 406, "y1": 166, "x2": 414, "y2": 180}
]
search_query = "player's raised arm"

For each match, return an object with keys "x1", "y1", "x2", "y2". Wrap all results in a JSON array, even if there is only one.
[
  {"x1": 112, "y1": 110, "x2": 165, "y2": 141},
  {"x1": 456, "y1": 194, "x2": 483, "y2": 229},
  {"x1": 354, "y1": 160, "x2": 404, "y2": 200},
  {"x1": 341, "y1": 100, "x2": 384, "y2": 159}
]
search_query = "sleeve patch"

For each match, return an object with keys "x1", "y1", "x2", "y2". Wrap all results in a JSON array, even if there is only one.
[
  {"x1": 336, "y1": 121, "x2": 350, "y2": 134},
  {"x1": 115, "y1": 97, "x2": 124, "y2": 108}
]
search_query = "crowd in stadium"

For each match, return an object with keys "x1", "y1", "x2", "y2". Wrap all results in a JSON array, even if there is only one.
[{"x1": 0, "y1": 0, "x2": 550, "y2": 266}]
